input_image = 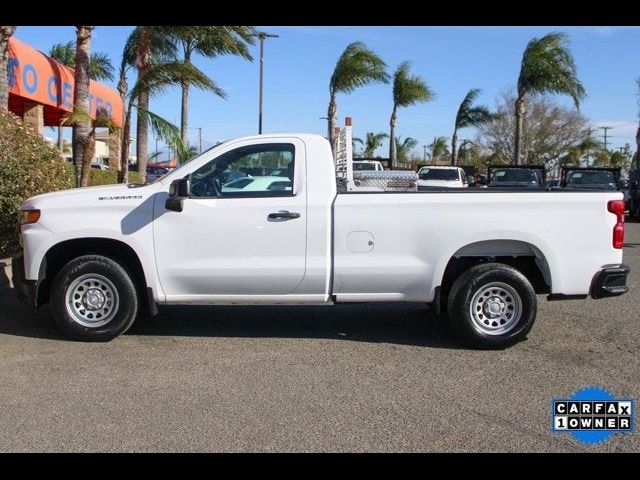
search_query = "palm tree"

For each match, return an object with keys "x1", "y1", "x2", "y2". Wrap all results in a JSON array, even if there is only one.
[
  {"x1": 362, "y1": 132, "x2": 388, "y2": 157},
  {"x1": 120, "y1": 60, "x2": 216, "y2": 183},
  {"x1": 169, "y1": 26, "x2": 255, "y2": 144},
  {"x1": 395, "y1": 136, "x2": 418, "y2": 163},
  {"x1": 71, "y1": 26, "x2": 94, "y2": 187},
  {"x1": 49, "y1": 42, "x2": 114, "y2": 155},
  {"x1": 635, "y1": 78, "x2": 640, "y2": 170},
  {"x1": 514, "y1": 32, "x2": 586, "y2": 164},
  {"x1": 389, "y1": 61, "x2": 433, "y2": 167},
  {"x1": 429, "y1": 136, "x2": 449, "y2": 164},
  {"x1": 328, "y1": 42, "x2": 389, "y2": 153},
  {"x1": 0, "y1": 26, "x2": 16, "y2": 112},
  {"x1": 451, "y1": 88, "x2": 493, "y2": 165},
  {"x1": 117, "y1": 27, "x2": 176, "y2": 178}
]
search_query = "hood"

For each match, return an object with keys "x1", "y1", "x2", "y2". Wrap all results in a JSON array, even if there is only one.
[
  {"x1": 417, "y1": 179, "x2": 464, "y2": 188},
  {"x1": 564, "y1": 183, "x2": 617, "y2": 191},
  {"x1": 21, "y1": 183, "x2": 156, "y2": 210},
  {"x1": 488, "y1": 181, "x2": 540, "y2": 188}
]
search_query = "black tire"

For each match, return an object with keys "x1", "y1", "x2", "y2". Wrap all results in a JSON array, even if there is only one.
[
  {"x1": 447, "y1": 263, "x2": 536, "y2": 349},
  {"x1": 50, "y1": 255, "x2": 139, "y2": 341}
]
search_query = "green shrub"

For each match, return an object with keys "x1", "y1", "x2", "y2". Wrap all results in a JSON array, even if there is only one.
[
  {"x1": 88, "y1": 169, "x2": 142, "y2": 186},
  {"x1": 0, "y1": 112, "x2": 74, "y2": 257}
]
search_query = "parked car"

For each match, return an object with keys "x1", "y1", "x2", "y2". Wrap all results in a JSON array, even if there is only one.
[
  {"x1": 90, "y1": 163, "x2": 109, "y2": 171},
  {"x1": 353, "y1": 160, "x2": 384, "y2": 171},
  {"x1": 563, "y1": 169, "x2": 618, "y2": 191},
  {"x1": 146, "y1": 167, "x2": 169, "y2": 183},
  {"x1": 416, "y1": 166, "x2": 468, "y2": 189},
  {"x1": 12, "y1": 124, "x2": 629, "y2": 349},
  {"x1": 487, "y1": 166, "x2": 545, "y2": 189},
  {"x1": 221, "y1": 175, "x2": 292, "y2": 193},
  {"x1": 629, "y1": 168, "x2": 640, "y2": 218}
]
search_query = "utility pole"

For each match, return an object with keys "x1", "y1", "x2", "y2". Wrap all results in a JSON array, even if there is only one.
[
  {"x1": 253, "y1": 31, "x2": 279, "y2": 134},
  {"x1": 423, "y1": 145, "x2": 427, "y2": 162},
  {"x1": 197, "y1": 127, "x2": 202, "y2": 153},
  {"x1": 600, "y1": 126, "x2": 613, "y2": 152}
]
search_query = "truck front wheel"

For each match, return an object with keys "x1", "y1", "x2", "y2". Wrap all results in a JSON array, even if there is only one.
[
  {"x1": 447, "y1": 263, "x2": 536, "y2": 349},
  {"x1": 50, "y1": 255, "x2": 139, "y2": 341}
]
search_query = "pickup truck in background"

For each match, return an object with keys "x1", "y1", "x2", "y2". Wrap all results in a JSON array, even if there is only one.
[
  {"x1": 487, "y1": 165, "x2": 546, "y2": 189},
  {"x1": 416, "y1": 166, "x2": 468, "y2": 190},
  {"x1": 12, "y1": 119, "x2": 630, "y2": 348}
]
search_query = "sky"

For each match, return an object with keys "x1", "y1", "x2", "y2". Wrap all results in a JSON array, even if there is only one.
[{"x1": 13, "y1": 25, "x2": 640, "y2": 156}]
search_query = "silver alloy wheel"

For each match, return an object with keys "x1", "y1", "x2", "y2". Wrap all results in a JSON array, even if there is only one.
[
  {"x1": 469, "y1": 282, "x2": 522, "y2": 335},
  {"x1": 65, "y1": 274, "x2": 119, "y2": 328}
]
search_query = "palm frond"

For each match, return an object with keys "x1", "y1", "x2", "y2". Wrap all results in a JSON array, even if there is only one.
[
  {"x1": 134, "y1": 104, "x2": 189, "y2": 161},
  {"x1": 330, "y1": 41, "x2": 389, "y2": 95},
  {"x1": 168, "y1": 26, "x2": 256, "y2": 60},
  {"x1": 455, "y1": 88, "x2": 494, "y2": 129},
  {"x1": 129, "y1": 60, "x2": 227, "y2": 103},
  {"x1": 122, "y1": 26, "x2": 178, "y2": 69},
  {"x1": 517, "y1": 32, "x2": 586, "y2": 108},
  {"x1": 395, "y1": 135, "x2": 418, "y2": 161},
  {"x1": 48, "y1": 41, "x2": 76, "y2": 66},
  {"x1": 393, "y1": 61, "x2": 434, "y2": 108},
  {"x1": 89, "y1": 51, "x2": 115, "y2": 81},
  {"x1": 364, "y1": 132, "x2": 388, "y2": 156},
  {"x1": 60, "y1": 106, "x2": 91, "y2": 127}
]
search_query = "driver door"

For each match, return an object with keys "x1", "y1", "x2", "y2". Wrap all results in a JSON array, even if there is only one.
[{"x1": 153, "y1": 138, "x2": 307, "y2": 301}]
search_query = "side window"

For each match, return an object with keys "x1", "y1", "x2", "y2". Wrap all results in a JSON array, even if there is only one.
[{"x1": 190, "y1": 143, "x2": 295, "y2": 198}]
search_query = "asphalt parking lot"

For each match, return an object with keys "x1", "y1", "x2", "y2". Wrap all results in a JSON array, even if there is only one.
[{"x1": 0, "y1": 222, "x2": 638, "y2": 452}]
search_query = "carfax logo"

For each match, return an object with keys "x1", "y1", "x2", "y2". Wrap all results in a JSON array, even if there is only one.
[{"x1": 552, "y1": 386, "x2": 634, "y2": 444}]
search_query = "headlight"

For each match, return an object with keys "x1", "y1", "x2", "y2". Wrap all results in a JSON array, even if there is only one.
[{"x1": 20, "y1": 209, "x2": 41, "y2": 225}]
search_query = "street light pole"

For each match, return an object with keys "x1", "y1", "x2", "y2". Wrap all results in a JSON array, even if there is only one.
[{"x1": 254, "y1": 31, "x2": 279, "y2": 134}]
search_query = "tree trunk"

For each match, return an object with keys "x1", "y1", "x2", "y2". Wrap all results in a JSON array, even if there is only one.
[
  {"x1": 57, "y1": 126, "x2": 64, "y2": 155},
  {"x1": 80, "y1": 129, "x2": 96, "y2": 187},
  {"x1": 136, "y1": 89, "x2": 149, "y2": 181},
  {"x1": 514, "y1": 95, "x2": 525, "y2": 165},
  {"x1": 389, "y1": 106, "x2": 397, "y2": 170},
  {"x1": 180, "y1": 49, "x2": 191, "y2": 146},
  {"x1": 0, "y1": 26, "x2": 16, "y2": 112},
  {"x1": 328, "y1": 94, "x2": 337, "y2": 156},
  {"x1": 135, "y1": 26, "x2": 151, "y2": 183},
  {"x1": 119, "y1": 102, "x2": 133, "y2": 184},
  {"x1": 451, "y1": 129, "x2": 458, "y2": 166},
  {"x1": 116, "y1": 70, "x2": 128, "y2": 179},
  {"x1": 73, "y1": 26, "x2": 94, "y2": 187}
]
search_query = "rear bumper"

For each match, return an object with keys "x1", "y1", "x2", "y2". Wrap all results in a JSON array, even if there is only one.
[
  {"x1": 11, "y1": 253, "x2": 38, "y2": 308},
  {"x1": 590, "y1": 264, "x2": 630, "y2": 299}
]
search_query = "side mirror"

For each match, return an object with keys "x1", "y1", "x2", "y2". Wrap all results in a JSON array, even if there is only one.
[{"x1": 165, "y1": 178, "x2": 190, "y2": 212}]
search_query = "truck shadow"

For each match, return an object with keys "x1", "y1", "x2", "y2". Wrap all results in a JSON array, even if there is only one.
[
  {"x1": 127, "y1": 303, "x2": 465, "y2": 349},
  {"x1": 0, "y1": 286, "x2": 463, "y2": 348}
]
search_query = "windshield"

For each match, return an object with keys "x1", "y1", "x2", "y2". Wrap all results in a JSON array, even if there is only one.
[
  {"x1": 148, "y1": 143, "x2": 221, "y2": 184},
  {"x1": 567, "y1": 170, "x2": 615, "y2": 185},
  {"x1": 418, "y1": 168, "x2": 459, "y2": 181},
  {"x1": 491, "y1": 169, "x2": 539, "y2": 183}
]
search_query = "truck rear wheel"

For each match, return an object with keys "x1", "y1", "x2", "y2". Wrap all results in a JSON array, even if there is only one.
[
  {"x1": 50, "y1": 255, "x2": 139, "y2": 341},
  {"x1": 447, "y1": 263, "x2": 536, "y2": 349}
]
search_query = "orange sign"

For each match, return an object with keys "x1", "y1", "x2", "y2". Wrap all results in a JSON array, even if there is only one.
[{"x1": 7, "y1": 37, "x2": 123, "y2": 128}]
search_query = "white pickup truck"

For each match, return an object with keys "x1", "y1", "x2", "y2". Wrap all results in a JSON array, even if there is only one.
[{"x1": 12, "y1": 119, "x2": 630, "y2": 348}]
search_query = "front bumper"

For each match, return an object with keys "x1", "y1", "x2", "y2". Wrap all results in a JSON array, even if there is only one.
[
  {"x1": 590, "y1": 264, "x2": 630, "y2": 299},
  {"x1": 11, "y1": 253, "x2": 38, "y2": 308}
]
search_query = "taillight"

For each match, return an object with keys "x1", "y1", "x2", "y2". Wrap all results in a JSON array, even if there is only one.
[{"x1": 607, "y1": 200, "x2": 625, "y2": 249}]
